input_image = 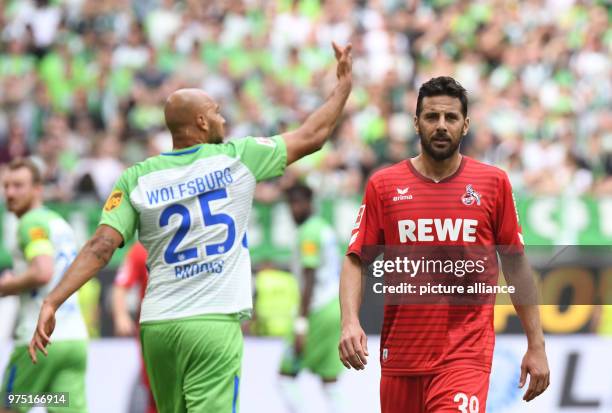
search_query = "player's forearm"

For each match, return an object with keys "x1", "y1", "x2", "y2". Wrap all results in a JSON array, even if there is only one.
[
  {"x1": 515, "y1": 304, "x2": 545, "y2": 349},
  {"x1": 340, "y1": 254, "x2": 363, "y2": 326},
  {"x1": 299, "y1": 268, "x2": 315, "y2": 317},
  {"x1": 500, "y1": 253, "x2": 545, "y2": 349},
  {"x1": 111, "y1": 286, "x2": 131, "y2": 320},
  {"x1": 0, "y1": 257, "x2": 53, "y2": 295},
  {"x1": 0, "y1": 270, "x2": 41, "y2": 295},
  {"x1": 45, "y1": 232, "x2": 118, "y2": 310}
]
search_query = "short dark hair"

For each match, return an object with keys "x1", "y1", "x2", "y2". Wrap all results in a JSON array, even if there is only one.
[
  {"x1": 286, "y1": 183, "x2": 313, "y2": 202},
  {"x1": 7, "y1": 158, "x2": 42, "y2": 185},
  {"x1": 416, "y1": 76, "x2": 468, "y2": 118}
]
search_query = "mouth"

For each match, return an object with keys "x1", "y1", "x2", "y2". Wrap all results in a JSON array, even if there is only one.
[{"x1": 431, "y1": 138, "x2": 451, "y2": 147}]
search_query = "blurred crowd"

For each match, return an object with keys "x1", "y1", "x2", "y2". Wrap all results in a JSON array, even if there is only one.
[{"x1": 0, "y1": 0, "x2": 610, "y2": 203}]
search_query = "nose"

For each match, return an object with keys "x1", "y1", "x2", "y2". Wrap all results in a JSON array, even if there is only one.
[{"x1": 436, "y1": 116, "x2": 448, "y2": 132}]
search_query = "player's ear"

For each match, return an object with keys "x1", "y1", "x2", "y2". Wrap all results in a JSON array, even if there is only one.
[
  {"x1": 462, "y1": 116, "x2": 470, "y2": 136},
  {"x1": 413, "y1": 115, "x2": 419, "y2": 135},
  {"x1": 196, "y1": 114, "x2": 209, "y2": 132}
]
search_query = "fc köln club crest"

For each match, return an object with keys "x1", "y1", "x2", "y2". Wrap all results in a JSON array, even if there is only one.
[{"x1": 461, "y1": 184, "x2": 481, "y2": 206}]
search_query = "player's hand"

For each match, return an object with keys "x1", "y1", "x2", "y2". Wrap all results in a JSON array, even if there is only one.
[
  {"x1": 332, "y1": 41, "x2": 352, "y2": 85},
  {"x1": 28, "y1": 300, "x2": 57, "y2": 364},
  {"x1": 114, "y1": 313, "x2": 136, "y2": 337},
  {"x1": 0, "y1": 270, "x2": 15, "y2": 295},
  {"x1": 294, "y1": 332, "x2": 306, "y2": 356},
  {"x1": 339, "y1": 320, "x2": 368, "y2": 370},
  {"x1": 519, "y1": 345, "x2": 550, "y2": 402}
]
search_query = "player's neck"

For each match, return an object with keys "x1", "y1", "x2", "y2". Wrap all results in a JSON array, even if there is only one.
[
  {"x1": 171, "y1": 130, "x2": 206, "y2": 150},
  {"x1": 17, "y1": 200, "x2": 43, "y2": 218},
  {"x1": 411, "y1": 152, "x2": 463, "y2": 183}
]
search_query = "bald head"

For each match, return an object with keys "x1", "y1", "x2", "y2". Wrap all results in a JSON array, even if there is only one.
[{"x1": 164, "y1": 88, "x2": 226, "y2": 146}]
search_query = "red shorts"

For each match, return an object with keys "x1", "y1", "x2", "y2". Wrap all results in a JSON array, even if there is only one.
[{"x1": 380, "y1": 369, "x2": 490, "y2": 413}]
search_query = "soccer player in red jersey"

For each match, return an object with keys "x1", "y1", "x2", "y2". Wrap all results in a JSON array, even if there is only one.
[
  {"x1": 112, "y1": 242, "x2": 157, "y2": 413},
  {"x1": 339, "y1": 77, "x2": 550, "y2": 412}
]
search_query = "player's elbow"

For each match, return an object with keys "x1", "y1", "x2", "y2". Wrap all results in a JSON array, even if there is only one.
[
  {"x1": 299, "y1": 126, "x2": 329, "y2": 153},
  {"x1": 86, "y1": 234, "x2": 118, "y2": 266}
]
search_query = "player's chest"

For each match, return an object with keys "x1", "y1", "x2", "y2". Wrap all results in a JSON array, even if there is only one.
[{"x1": 378, "y1": 182, "x2": 496, "y2": 243}]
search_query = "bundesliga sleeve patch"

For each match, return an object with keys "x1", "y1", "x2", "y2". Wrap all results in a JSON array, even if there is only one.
[
  {"x1": 254, "y1": 137, "x2": 276, "y2": 148},
  {"x1": 28, "y1": 227, "x2": 47, "y2": 240},
  {"x1": 104, "y1": 190, "x2": 124, "y2": 211}
]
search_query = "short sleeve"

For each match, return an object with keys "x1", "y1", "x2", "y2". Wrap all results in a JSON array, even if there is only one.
[
  {"x1": 18, "y1": 213, "x2": 54, "y2": 261},
  {"x1": 346, "y1": 178, "x2": 385, "y2": 258},
  {"x1": 495, "y1": 172, "x2": 524, "y2": 254},
  {"x1": 232, "y1": 136, "x2": 287, "y2": 182},
  {"x1": 99, "y1": 172, "x2": 138, "y2": 245},
  {"x1": 299, "y1": 224, "x2": 321, "y2": 269}
]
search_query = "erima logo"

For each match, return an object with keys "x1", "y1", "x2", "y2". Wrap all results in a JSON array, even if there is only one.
[
  {"x1": 393, "y1": 187, "x2": 413, "y2": 202},
  {"x1": 383, "y1": 348, "x2": 389, "y2": 362}
]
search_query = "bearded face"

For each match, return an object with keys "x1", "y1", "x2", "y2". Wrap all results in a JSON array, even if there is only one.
[{"x1": 414, "y1": 95, "x2": 469, "y2": 161}]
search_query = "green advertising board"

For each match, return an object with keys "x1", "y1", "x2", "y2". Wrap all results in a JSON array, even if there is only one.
[{"x1": 1, "y1": 196, "x2": 611, "y2": 269}]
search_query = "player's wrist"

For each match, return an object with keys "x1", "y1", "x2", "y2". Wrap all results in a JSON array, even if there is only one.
[{"x1": 42, "y1": 297, "x2": 60, "y2": 312}]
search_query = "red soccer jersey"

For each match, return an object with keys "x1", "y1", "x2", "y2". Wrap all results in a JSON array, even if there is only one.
[
  {"x1": 114, "y1": 242, "x2": 149, "y2": 301},
  {"x1": 347, "y1": 156, "x2": 523, "y2": 375}
]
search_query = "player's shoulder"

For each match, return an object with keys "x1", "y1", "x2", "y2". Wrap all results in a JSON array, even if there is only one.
[
  {"x1": 300, "y1": 215, "x2": 330, "y2": 235},
  {"x1": 19, "y1": 207, "x2": 58, "y2": 228},
  {"x1": 463, "y1": 156, "x2": 509, "y2": 181},
  {"x1": 367, "y1": 161, "x2": 408, "y2": 184}
]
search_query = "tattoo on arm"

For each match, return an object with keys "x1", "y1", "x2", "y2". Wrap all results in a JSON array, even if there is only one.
[{"x1": 86, "y1": 234, "x2": 118, "y2": 265}]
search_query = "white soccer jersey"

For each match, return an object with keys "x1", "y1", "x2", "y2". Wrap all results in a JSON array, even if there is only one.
[{"x1": 99, "y1": 136, "x2": 287, "y2": 323}]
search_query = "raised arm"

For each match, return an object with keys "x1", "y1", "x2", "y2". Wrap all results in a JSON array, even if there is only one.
[
  {"x1": 282, "y1": 42, "x2": 352, "y2": 165},
  {"x1": 29, "y1": 224, "x2": 123, "y2": 363}
]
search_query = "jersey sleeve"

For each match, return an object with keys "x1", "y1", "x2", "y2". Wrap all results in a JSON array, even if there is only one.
[
  {"x1": 299, "y1": 223, "x2": 322, "y2": 269},
  {"x1": 346, "y1": 177, "x2": 385, "y2": 258},
  {"x1": 232, "y1": 135, "x2": 287, "y2": 182},
  {"x1": 99, "y1": 171, "x2": 138, "y2": 245},
  {"x1": 17, "y1": 212, "x2": 54, "y2": 261},
  {"x1": 495, "y1": 172, "x2": 525, "y2": 254}
]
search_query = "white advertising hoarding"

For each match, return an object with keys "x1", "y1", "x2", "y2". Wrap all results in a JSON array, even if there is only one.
[{"x1": 1, "y1": 336, "x2": 612, "y2": 412}]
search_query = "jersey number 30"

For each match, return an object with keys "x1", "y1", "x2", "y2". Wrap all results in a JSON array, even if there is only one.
[{"x1": 160, "y1": 188, "x2": 236, "y2": 264}]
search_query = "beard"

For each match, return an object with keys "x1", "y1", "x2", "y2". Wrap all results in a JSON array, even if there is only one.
[
  {"x1": 205, "y1": 120, "x2": 225, "y2": 144},
  {"x1": 420, "y1": 131, "x2": 462, "y2": 161}
]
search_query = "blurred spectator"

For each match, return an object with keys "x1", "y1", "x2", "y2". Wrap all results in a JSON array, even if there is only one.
[{"x1": 0, "y1": 0, "x2": 609, "y2": 201}]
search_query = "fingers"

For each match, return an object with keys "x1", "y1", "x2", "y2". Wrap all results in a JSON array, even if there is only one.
[
  {"x1": 518, "y1": 364, "x2": 527, "y2": 388},
  {"x1": 339, "y1": 335, "x2": 355, "y2": 369},
  {"x1": 39, "y1": 325, "x2": 52, "y2": 345},
  {"x1": 351, "y1": 336, "x2": 367, "y2": 368},
  {"x1": 339, "y1": 333, "x2": 366, "y2": 370},
  {"x1": 343, "y1": 43, "x2": 353, "y2": 59},
  {"x1": 28, "y1": 341, "x2": 38, "y2": 364},
  {"x1": 332, "y1": 42, "x2": 352, "y2": 60},
  {"x1": 28, "y1": 332, "x2": 49, "y2": 365},
  {"x1": 361, "y1": 333, "x2": 369, "y2": 357},
  {"x1": 332, "y1": 41, "x2": 341, "y2": 59},
  {"x1": 523, "y1": 370, "x2": 550, "y2": 401}
]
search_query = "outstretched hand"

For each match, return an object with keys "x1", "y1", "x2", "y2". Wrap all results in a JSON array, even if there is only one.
[
  {"x1": 332, "y1": 42, "x2": 352, "y2": 84},
  {"x1": 28, "y1": 301, "x2": 57, "y2": 364}
]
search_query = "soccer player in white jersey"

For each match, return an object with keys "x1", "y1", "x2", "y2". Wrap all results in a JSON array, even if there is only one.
[
  {"x1": 1, "y1": 159, "x2": 88, "y2": 413},
  {"x1": 29, "y1": 42, "x2": 352, "y2": 412}
]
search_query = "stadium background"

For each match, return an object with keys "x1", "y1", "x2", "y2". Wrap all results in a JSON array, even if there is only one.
[{"x1": 0, "y1": 0, "x2": 610, "y2": 412}]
